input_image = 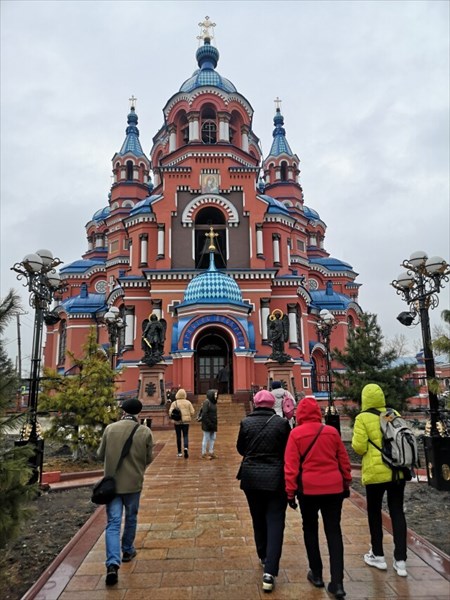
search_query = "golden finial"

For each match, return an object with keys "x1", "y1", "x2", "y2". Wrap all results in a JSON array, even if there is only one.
[
  {"x1": 274, "y1": 96, "x2": 282, "y2": 110},
  {"x1": 205, "y1": 226, "x2": 219, "y2": 251},
  {"x1": 197, "y1": 16, "x2": 216, "y2": 42},
  {"x1": 129, "y1": 95, "x2": 137, "y2": 109}
]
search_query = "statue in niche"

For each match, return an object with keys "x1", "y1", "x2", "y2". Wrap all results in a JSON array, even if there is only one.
[
  {"x1": 267, "y1": 309, "x2": 291, "y2": 363},
  {"x1": 141, "y1": 313, "x2": 167, "y2": 366}
]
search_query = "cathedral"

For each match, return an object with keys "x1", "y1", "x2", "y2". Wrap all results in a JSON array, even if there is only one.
[{"x1": 44, "y1": 18, "x2": 363, "y2": 418}]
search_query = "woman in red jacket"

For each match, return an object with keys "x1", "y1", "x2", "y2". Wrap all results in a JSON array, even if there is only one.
[{"x1": 284, "y1": 397, "x2": 352, "y2": 599}]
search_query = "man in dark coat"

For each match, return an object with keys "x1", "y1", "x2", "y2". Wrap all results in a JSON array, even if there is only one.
[
  {"x1": 97, "y1": 398, "x2": 153, "y2": 586},
  {"x1": 236, "y1": 389, "x2": 291, "y2": 593},
  {"x1": 200, "y1": 389, "x2": 218, "y2": 459}
]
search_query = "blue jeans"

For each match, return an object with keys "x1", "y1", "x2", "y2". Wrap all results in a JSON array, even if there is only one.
[
  {"x1": 202, "y1": 431, "x2": 216, "y2": 454},
  {"x1": 105, "y1": 492, "x2": 141, "y2": 567},
  {"x1": 175, "y1": 423, "x2": 190, "y2": 453}
]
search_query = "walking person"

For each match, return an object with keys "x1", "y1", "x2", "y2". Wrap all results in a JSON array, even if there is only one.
[
  {"x1": 200, "y1": 389, "x2": 218, "y2": 459},
  {"x1": 270, "y1": 380, "x2": 296, "y2": 425},
  {"x1": 97, "y1": 398, "x2": 153, "y2": 586},
  {"x1": 169, "y1": 388, "x2": 195, "y2": 458},
  {"x1": 284, "y1": 396, "x2": 352, "y2": 599},
  {"x1": 236, "y1": 389, "x2": 291, "y2": 593},
  {"x1": 216, "y1": 364, "x2": 230, "y2": 394},
  {"x1": 352, "y1": 383, "x2": 409, "y2": 577}
]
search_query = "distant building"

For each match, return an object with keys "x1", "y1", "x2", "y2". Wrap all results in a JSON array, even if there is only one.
[{"x1": 44, "y1": 19, "x2": 363, "y2": 402}]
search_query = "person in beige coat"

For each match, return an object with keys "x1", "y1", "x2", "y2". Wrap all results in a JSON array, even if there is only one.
[
  {"x1": 169, "y1": 388, "x2": 195, "y2": 458},
  {"x1": 97, "y1": 398, "x2": 153, "y2": 586}
]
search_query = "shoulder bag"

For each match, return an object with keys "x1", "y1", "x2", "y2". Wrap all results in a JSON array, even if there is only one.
[
  {"x1": 297, "y1": 424, "x2": 324, "y2": 494},
  {"x1": 92, "y1": 423, "x2": 140, "y2": 505}
]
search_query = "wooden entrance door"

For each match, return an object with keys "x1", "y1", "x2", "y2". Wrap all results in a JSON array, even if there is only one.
[{"x1": 195, "y1": 329, "x2": 231, "y2": 394}]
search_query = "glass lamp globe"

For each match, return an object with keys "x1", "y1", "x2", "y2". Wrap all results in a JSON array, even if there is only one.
[
  {"x1": 396, "y1": 272, "x2": 415, "y2": 290},
  {"x1": 23, "y1": 253, "x2": 43, "y2": 273},
  {"x1": 109, "y1": 306, "x2": 120, "y2": 316},
  {"x1": 409, "y1": 251, "x2": 428, "y2": 268},
  {"x1": 36, "y1": 249, "x2": 54, "y2": 267},
  {"x1": 104, "y1": 311, "x2": 116, "y2": 323},
  {"x1": 47, "y1": 271, "x2": 61, "y2": 289},
  {"x1": 425, "y1": 256, "x2": 447, "y2": 275}
]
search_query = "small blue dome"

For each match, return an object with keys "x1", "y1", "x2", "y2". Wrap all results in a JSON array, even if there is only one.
[
  {"x1": 181, "y1": 254, "x2": 244, "y2": 306},
  {"x1": 179, "y1": 40, "x2": 237, "y2": 93},
  {"x1": 92, "y1": 206, "x2": 110, "y2": 222},
  {"x1": 303, "y1": 205, "x2": 321, "y2": 222}
]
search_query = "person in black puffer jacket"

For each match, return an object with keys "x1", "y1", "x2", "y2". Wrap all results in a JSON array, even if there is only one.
[
  {"x1": 200, "y1": 389, "x2": 218, "y2": 459},
  {"x1": 236, "y1": 389, "x2": 291, "y2": 593}
]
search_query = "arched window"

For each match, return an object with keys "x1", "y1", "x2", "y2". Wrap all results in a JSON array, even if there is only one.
[
  {"x1": 348, "y1": 315, "x2": 355, "y2": 331},
  {"x1": 58, "y1": 320, "x2": 67, "y2": 365},
  {"x1": 280, "y1": 161, "x2": 288, "y2": 181},
  {"x1": 201, "y1": 106, "x2": 217, "y2": 144},
  {"x1": 194, "y1": 206, "x2": 226, "y2": 269},
  {"x1": 126, "y1": 160, "x2": 134, "y2": 181}
]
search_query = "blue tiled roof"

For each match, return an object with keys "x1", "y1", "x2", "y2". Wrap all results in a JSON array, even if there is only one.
[
  {"x1": 310, "y1": 289, "x2": 353, "y2": 312},
  {"x1": 61, "y1": 292, "x2": 106, "y2": 314},
  {"x1": 179, "y1": 253, "x2": 248, "y2": 308},
  {"x1": 303, "y1": 205, "x2": 321, "y2": 222},
  {"x1": 60, "y1": 259, "x2": 106, "y2": 274},
  {"x1": 129, "y1": 194, "x2": 163, "y2": 217},
  {"x1": 179, "y1": 40, "x2": 237, "y2": 93},
  {"x1": 309, "y1": 257, "x2": 354, "y2": 272},
  {"x1": 268, "y1": 109, "x2": 293, "y2": 157},
  {"x1": 92, "y1": 206, "x2": 110, "y2": 222},
  {"x1": 119, "y1": 107, "x2": 144, "y2": 156},
  {"x1": 258, "y1": 194, "x2": 291, "y2": 217}
]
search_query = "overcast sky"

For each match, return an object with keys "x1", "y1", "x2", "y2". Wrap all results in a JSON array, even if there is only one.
[{"x1": 1, "y1": 0, "x2": 449, "y2": 371}]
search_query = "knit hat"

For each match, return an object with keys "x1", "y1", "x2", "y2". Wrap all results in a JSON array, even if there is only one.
[
  {"x1": 175, "y1": 388, "x2": 187, "y2": 400},
  {"x1": 121, "y1": 398, "x2": 143, "y2": 415},
  {"x1": 271, "y1": 380, "x2": 282, "y2": 390},
  {"x1": 253, "y1": 389, "x2": 275, "y2": 408}
]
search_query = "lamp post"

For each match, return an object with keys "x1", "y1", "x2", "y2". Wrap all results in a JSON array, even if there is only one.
[
  {"x1": 103, "y1": 307, "x2": 125, "y2": 369},
  {"x1": 316, "y1": 308, "x2": 340, "y2": 434},
  {"x1": 11, "y1": 249, "x2": 63, "y2": 484},
  {"x1": 392, "y1": 250, "x2": 450, "y2": 491}
]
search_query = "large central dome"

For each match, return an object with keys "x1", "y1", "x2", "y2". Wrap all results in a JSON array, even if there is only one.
[{"x1": 179, "y1": 39, "x2": 237, "y2": 94}]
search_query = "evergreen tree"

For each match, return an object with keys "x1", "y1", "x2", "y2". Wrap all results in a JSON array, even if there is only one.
[
  {"x1": 332, "y1": 312, "x2": 416, "y2": 414},
  {"x1": 39, "y1": 328, "x2": 121, "y2": 459},
  {"x1": 433, "y1": 309, "x2": 450, "y2": 359},
  {"x1": 0, "y1": 290, "x2": 37, "y2": 549}
]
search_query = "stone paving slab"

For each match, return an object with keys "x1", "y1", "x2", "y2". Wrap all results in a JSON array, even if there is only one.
[{"x1": 26, "y1": 415, "x2": 450, "y2": 600}]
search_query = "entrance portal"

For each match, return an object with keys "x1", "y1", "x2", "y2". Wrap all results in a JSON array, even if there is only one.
[{"x1": 195, "y1": 328, "x2": 232, "y2": 394}]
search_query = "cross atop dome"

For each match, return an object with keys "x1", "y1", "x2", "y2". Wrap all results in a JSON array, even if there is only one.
[
  {"x1": 274, "y1": 96, "x2": 282, "y2": 110},
  {"x1": 197, "y1": 16, "x2": 216, "y2": 43},
  {"x1": 129, "y1": 95, "x2": 137, "y2": 109},
  {"x1": 205, "y1": 226, "x2": 219, "y2": 251}
]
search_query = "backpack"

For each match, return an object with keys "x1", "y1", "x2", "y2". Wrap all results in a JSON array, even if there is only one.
[
  {"x1": 365, "y1": 408, "x2": 419, "y2": 472},
  {"x1": 282, "y1": 392, "x2": 296, "y2": 420},
  {"x1": 170, "y1": 402, "x2": 182, "y2": 422}
]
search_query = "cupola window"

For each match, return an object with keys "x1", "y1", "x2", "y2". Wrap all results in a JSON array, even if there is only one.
[
  {"x1": 126, "y1": 160, "x2": 134, "y2": 181},
  {"x1": 201, "y1": 106, "x2": 217, "y2": 144},
  {"x1": 280, "y1": 161, "x2": 288, "y2": 181}
]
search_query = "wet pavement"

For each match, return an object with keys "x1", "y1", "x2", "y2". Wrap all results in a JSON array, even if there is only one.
[{"x1": 24, "y1": 403, "x2": 449, "y2": 599}]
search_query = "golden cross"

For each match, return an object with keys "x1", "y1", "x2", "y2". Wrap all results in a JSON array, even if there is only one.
[
  {"x1": 205, "y1": 226, "x2": 219, "y2": 251},
  {"x1": 274, "y1": 96, "x2": 282, "y2": 110},
  {"x1": 197, "y1": 16, "x2": 216, "y2": 41},
  {"x1": 129, "y1": 95, "x2": 137, "y2": 109}
]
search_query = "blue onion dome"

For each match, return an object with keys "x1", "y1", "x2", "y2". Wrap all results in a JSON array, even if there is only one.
[
  {"x1": 179, "y1": 39, "x2": 237, "y2": 93},
  {"x1": 119, "y1": 106, "x2": 144, "y2": 156},
  {"x1": 303, "y1": 205, "x2": 321, "y2": 222},
  {"x1": 182, "y1": 253, "x2": 244, "y2": 305},
  {"x1": 268, "y1": 108, "x2": 293, "y2": 156}
]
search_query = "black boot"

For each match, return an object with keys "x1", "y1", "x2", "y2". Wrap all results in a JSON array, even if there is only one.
[
  {"x1": 307, "y1": 570, "x2": 324, "y2": 588},
  {"x1": 105, "y1": 564, "x2": 119, "y2": 586},
  {"x1": 327, "y1": 581, "x2": 346, "y2": 598}
]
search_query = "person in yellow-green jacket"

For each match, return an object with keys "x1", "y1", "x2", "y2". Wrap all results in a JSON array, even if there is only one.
[{"x1": 352, "y1": 383, "x2": 408, "y2": 578}]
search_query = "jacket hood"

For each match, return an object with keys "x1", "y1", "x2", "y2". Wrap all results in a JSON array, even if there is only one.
[
  {"x1": 361, "y1": 383, "x2": 386, "y2": 411},
  {"x1": 271, "y1": 387, "x2": 286, "y2": 400},
  {"x1": 296, "y1": 396, "x2": 322, "y2": 424},
  {"x1": 175, "y1": 388, "x2": 187, "y2": 400},
  {"x1": 206, "y1": 389, "x2": 218, "y2": 404}
]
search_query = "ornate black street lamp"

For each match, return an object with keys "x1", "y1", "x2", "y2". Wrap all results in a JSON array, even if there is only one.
[
  {"x1": 11, "y1": 249, "x2": 63, "y2": 484},
  {"x1": 392, "y1": 250, "x2": 450, "y2": 491},
  {"x1": 317, "y1": 308, "x2": 340, "y2": 434},
  {"x1": 103, "y1": 306, "x2": 125, "y2": 369}
]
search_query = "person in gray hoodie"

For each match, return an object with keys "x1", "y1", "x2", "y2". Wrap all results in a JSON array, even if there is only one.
[{"x1": 270, "y1": 381, "x2": 296, "y2": 425}]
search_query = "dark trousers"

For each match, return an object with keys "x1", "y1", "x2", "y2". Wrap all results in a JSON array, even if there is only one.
[
  {"x1": 174, "y1": 423, "x2": 190, "y2": 453},
  {"x1": 244, "y1": 489, "x2": 287, "y2": 576},
  {"x1": 366, "y1": 480, "x2": 407, "y2": 561},
  {"x1": 299, "y1": 493, "x2": 344, "y2": 584}
]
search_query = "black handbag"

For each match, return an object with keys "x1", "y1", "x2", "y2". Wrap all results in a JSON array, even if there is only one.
[{"x1": 92, "y1": 423, "x2": 140, "y2": 505}]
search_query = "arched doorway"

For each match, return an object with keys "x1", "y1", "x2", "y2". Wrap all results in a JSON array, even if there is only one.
[{"x1": 195, "y1": 327, "x2": 232, "y2": 394}]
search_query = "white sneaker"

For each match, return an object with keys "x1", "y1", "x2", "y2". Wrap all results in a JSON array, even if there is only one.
[
  {"x1": 364, "y1": 551, "x2": 387, "y2": 570},
  {"x1": 393, "y1": 560, "x2": 407, "y2": 577}
]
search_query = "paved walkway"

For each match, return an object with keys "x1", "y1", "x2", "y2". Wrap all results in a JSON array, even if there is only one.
[{"x1": 26, "y1": 404, "x2": 449, "y2": 600}]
